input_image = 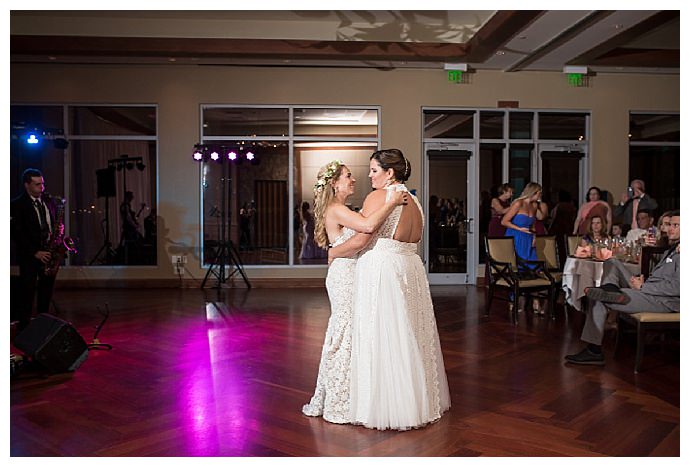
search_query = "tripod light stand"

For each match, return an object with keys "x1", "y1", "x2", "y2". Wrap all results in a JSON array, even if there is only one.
[{"x1": 200, "y1": 153, "x2": 251, "y2": 289}]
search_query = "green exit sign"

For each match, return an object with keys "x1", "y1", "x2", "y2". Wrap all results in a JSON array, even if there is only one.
[
  {"x1": 567, "y1": 73, "x2": 585, "y2": 87},
  {"x1": 448, "y1": 70, "x2": 464, "y2": 83}
]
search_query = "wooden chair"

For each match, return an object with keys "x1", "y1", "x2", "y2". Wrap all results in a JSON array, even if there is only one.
[
  {"x1": 565, "y1": 235, "x2": 582, "y2": 257},
  {"x1": 535, "y1": 235, "x2": 563, "y2": 319},
  {"x1": 484, "y1": 237, "x2": 556, "y2": 324},
  {"x1": 615, "y1": 245, "x2": 679, "y2": 373},
  {"x1": 535, "y1": 235, "x2": 562, "y2": 282}
]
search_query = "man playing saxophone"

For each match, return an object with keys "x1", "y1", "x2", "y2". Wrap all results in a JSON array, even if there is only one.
[{"x1": 10, "y1": 168, "x2": 58, "y2": 332}]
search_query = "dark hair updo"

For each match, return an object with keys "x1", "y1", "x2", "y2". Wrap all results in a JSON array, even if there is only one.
[{"x1": 370, "y1": 148, "x2": 410, "y2": 182}]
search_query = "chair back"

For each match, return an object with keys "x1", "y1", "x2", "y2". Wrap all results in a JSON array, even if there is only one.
[
  {"x1": 485, "y1": 237, "x2": 517, "y2": 270},
  {"x1": 640, "y1": 245, "x2": 668, "y2": 277},
  {"x1": 535, "y1": 235, "x2": 560, "y2": 270},
  {"x1": 565, "y1": 235, "x2": 582, "y2": 257}
]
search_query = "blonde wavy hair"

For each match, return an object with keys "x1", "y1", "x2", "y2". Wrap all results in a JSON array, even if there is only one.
[
  {"x1": 515, "y1": 182, "x2": 542, "y2": 201},
  {"x1": 313, "y1": 160, "x2": 346, "y2": 249}
]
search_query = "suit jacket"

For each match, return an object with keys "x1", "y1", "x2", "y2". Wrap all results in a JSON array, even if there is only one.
[
  {"x1": 613, "y1": 193, "x2": 658, "y2": 226},
  {"x1": 640, "y1": 245, "x2": 680, "y2": 312},
  {"x1": 10, "y1": 192, "x2": 56, "y2": 264}
]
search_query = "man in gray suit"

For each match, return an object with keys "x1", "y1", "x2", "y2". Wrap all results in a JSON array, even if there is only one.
[
  {"x1": 565, "y1": 210, "x2": 680, "y2": 365},
  {"x1": 614, "y1": 179, "x2": 658, "y2": 230}
]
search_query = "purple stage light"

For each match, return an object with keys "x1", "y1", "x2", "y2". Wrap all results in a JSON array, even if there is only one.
[
  {"x1": 210, "y1": 151, "x2": 219, "y2": 161},
  {"x1": 193, "y1": 150, "x2": 203, "y2": 161},
  {"x1": 228, "y1": 151, "x2": 237, "y2": 161},
  {"x1": 245, "y1": 152, "x2": 255, "y2": 161}
]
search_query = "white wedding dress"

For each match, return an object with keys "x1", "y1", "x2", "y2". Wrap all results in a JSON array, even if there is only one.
[
  {"x1": 350, "y1": 185, "x2": 451, "y2": 430},
  {"x1": 302, "y1": 227, "x2": 356, "y2": 424}
]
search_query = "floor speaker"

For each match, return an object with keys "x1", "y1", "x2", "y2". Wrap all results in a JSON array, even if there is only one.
[{"x1": 13, "y1": 314, "x2": 89, "y2": 373}]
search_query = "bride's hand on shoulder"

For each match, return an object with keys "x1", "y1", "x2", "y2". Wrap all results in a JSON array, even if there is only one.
[{"x1": 387, "y1": 190, "x2": 408, "y2": 206}]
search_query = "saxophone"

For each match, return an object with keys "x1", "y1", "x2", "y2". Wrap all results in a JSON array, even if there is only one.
[{"x1": 43, "y1": 195, "x2": 78, "y2": 276}]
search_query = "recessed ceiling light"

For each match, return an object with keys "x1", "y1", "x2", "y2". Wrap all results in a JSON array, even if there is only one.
[
  {"x1": 168, "y1": 58, "x2": 177, "y2": 62},
  {"x1": 517, "y1": 35, "x2": 528, "y2": 40},
  {"x1": 614, "y1": 24, "x2": 623, "y2": 29},
  {"x1": 496, "y1": 51, "x2": 505, "y2": 56}
]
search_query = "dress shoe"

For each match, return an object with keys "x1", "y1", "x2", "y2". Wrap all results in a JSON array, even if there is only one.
[
  {"x1": 565, "y1": 347, "x2": 605, "y2": 366},
  {"x1": 585, "y1": 286, "x2": 631, "y2": 305}
]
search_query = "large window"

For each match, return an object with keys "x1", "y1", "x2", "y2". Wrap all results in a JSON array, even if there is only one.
[
  {"x1": 629, "y1": 113, "x2": 679, "y2": 215},
  {"x1": 199, "y1": 106, "x2": 380, "y2": 267},
  {"x1": 10, "y1": 104, "x2": 158, "y2": 268}
]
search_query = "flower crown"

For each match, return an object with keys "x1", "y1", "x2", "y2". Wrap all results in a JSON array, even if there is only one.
[{"x1": 314, "y1": 160, "x2": 344, "y2": 194}]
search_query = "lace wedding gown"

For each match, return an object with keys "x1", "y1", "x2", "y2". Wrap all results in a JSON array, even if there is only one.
[
  {"x1": 302, "y1": 227, "x2": 356, "y2": 423},
  {"x1": 350, "y1": 185, "x2": 451, "y2": 430}
]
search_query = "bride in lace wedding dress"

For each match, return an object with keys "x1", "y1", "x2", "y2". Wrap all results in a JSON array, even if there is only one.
[
  {"x1": 302, "y1": 160, "x2": 406, "y2": 424},
  {"x1": 329, "y1": 149, "x2": 451, "y2": 430}
]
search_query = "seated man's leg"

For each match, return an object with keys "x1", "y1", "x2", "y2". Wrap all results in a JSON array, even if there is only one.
[
  {"x1": 580, "y1": 300, "x2": 609, "y2": 347},
  {"x1": 567, "y1": 289, "x2": 670, "y2": 365},
  {"x1": 601, "y1": 258, "x2": 635, "y2": 288},
  {"x1": 585, "y1": 259, "x2": 637, "y2": 304}
]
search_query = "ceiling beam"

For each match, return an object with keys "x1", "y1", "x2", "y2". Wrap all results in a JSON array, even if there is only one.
[
  {"x1": 464, "y1": 11, "x2": 545, "y2": 63},
  {"x1": 504, "y1": 11, "x2": 613, "y2": 72},
  {"x1": 569, "y1": 10, "x2": 679, "y2": 67},
  {"x1": 11, "y1": 35, "x2": 469, "y2": 62}
]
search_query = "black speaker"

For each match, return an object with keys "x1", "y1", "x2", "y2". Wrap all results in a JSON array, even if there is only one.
[
  {"x1": 96, "y1": 167, "x2": 116, "y2": 198},
  {"x1": 14, "y1": 314, "x2": 89, "y2": 373}
]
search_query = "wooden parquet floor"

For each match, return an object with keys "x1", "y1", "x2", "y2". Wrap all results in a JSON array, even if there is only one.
[{"x1": 9, "y1": 286, "x2": 680, "y2": 457}]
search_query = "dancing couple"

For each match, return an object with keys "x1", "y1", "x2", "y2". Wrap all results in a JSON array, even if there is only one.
[{"x1": 302, "y1": 149, "x2": 451, "y2": 431}]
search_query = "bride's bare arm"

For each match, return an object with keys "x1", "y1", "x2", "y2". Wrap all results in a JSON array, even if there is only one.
[
  {"x1": 328, "y1": 189, "x2": 387, "y2": 261},
  {"x1": 330, "y1": 190, "x2": 406, "y2": 234},
  {"x1": 328, "y1": 232, "x2": 372, "y2": 262}
]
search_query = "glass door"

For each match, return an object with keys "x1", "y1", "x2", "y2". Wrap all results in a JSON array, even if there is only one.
[
  {"x1": 424, "y1": 142, "x2": 477, "y2": 284},
  {"x1": 537, "y1": 143, "x2": 586, "y2": 207}
]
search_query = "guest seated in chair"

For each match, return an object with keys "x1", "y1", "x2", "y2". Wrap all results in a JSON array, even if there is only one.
[
  {"x1": 579, "y1": 215, "x2": 610, "y2": 246},
  {"x1": 565, "y1": 210, "x2": 680, "y2": 366},
  {"x1": 625, "y1": 209, "x2": 656, "y2": 244}
]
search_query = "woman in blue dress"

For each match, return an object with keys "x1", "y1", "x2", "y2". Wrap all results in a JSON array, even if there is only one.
[{"x1": 501, "y1": 182, "x2": 546, "y2": 313}]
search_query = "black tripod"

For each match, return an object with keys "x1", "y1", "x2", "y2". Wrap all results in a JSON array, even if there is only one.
[
  {"x1": 200, "y1": 169, "x2": 251, "y2": 289},
  {"x1": 89, "y1": 192, "x2": 117, "y2": 265},
  {"x1": 201, "y1": 240, "x2": 251, "y2": 289}
]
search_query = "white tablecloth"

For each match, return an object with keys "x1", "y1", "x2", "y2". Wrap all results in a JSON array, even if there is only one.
[{"x1": 562, "y1": 257, "x2": 640, "y2": 311}]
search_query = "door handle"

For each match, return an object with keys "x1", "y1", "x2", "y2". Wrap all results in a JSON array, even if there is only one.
[{"x1": 464, "y1": 217, "x2": 474, "y2": 234}]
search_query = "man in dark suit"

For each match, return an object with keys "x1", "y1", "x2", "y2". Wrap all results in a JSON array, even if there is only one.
[
  {"x1": 565, "y1": 210, "x2": 680, "y2": 365},
  {"x1": 613, "y1": 179, "x2": 658, "y2": 230},
  {"x1": 10, "y1": 168, "x2": 57, "y2": 331}
]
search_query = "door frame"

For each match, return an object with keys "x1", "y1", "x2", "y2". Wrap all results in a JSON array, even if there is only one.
[
  {"x1": 422, "y1": 141, "x2": 478, "y2": 285},
  {"x1": 536, "y1": 142, "x2": 588, "y2": 204}
]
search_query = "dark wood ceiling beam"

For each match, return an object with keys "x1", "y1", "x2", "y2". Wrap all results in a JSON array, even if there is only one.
[
  {"x1": 11, "y1": 35, "x2": 469, "y2": 62},
  {"x1": 588, "y1": 48, "x2": 679, "y2": 68},
  {"x1": 569, "y1": 10, "x2": 679, "y2": 67},
  {"x1": 505, "y1": 11, "x2": 613, "y2": 72},
  {"x1": 464, "y1": 11, "x2": 545, "y2": 62}
]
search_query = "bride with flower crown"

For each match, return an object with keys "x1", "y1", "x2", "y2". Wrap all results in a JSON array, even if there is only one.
[
  {"x1": 329, "y1": 149, "x2": 451, "y2": 430},
  {"x1": 302, "y1": 160, "x2": 406, "y2": 423}
]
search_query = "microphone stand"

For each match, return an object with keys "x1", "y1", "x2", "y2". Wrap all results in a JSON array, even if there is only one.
[{"x1": 88, "y1": 304, "x2": 113, "y2": 350}]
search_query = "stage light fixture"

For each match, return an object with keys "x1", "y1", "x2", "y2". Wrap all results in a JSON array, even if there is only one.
[
  {"x1": 228, "y1": 151, "x2": 237, "y2": 160},
  {"x1": 210, "y1": 151, "x2": 219, "y2": 161},
  {"x1": 246, "y1": 151, "x2": 255, "y2": 161},
  {"x1": 136, "y1": 161, "x2": 146, "y2": 171},
  {"x1": 53, "y1": 137, "x2": 69, "y2": 150},
  {"x1": 193, "y1": 149, "x2": 203, "y2": 161},
  {"x1": 27, "y1": 133, "x2": 40, "y2": 144}
]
